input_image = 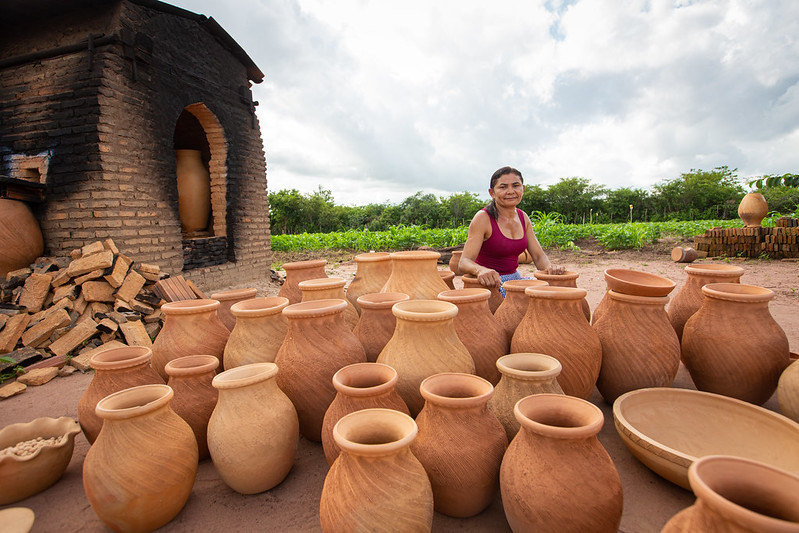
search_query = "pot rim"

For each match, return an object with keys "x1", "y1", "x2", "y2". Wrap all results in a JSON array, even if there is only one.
[
  {"x1": 524, "y1": 285, "x2": 588, "y2": 300},
  {"x1": 212, "y1": 362, "x2": 278, "y2": 389},
  {"x1": 209, "y1": 287, "x2": 258, "y2": 301},
  {"x1": 283, "y1": 299, "x2": 348, "y2": 318},
  {"x1": 419, "y1": 372, "x2": 493, "y2": 407},
  {"x1": 0, "y1": 416, "x2": 81, "y2": 464},
  {"x1": 388, "y1": 250, "x2": 441, "y2": 261},
  {"x1": 496, "y1": 353, "x2": 562, "y2": 380},
  {"x1": 501, "y1": 279, "x2": 548, "y2": 292},
  {"x1": 701, "y1": 283, "x2": 774, "y2": 303},
  {"x1": 437, "y1": 288, "x2": 490, "y2": 303},
  {"x1": 533, "y1": 270, "x2": 579, "y2": 281},
  {"x1": 332, "y1": 362, "x2": 398, "y2": 396},
  {"x1": 391, "y1": 299, "x2": 458, "y2": 321},
  {"x1": 684, "y1": 263, "x2": 745, "y2": 277},
  {"x1": 514, "y1": 393, "x2": 603, "y2": 439},
  {"x1": 230, "y1": 296, "x2": 289, "y2": 316},
  {"x1": 333, "y1": 408, "x2": 417, "y2": 457},
  {"x1": 354, "y1": 252, "x2": 391, "y2": 262},
  {"x1": 165, "y1": 354, "x2": 220, "y2": 377},
  {"x1": 298, "y1": 277, "x2": 346, "y2": 291},
  {"x1": 438, "y1": 270, "x2": 455, "y2": 280},
  {"x1": 607, "y1": 290, "x2": 671, "y2": 305},
  {"x1": 281, "y1": 259, "x2": 327, "y2": 270},
  {"x1": 95, "y1": 384, "x2": 173, "y2": 420},
  {"x1": 161, "y1": 298, "x2": 220, "y2": 315},
  {"x1": 90, "y1": 345, "x2": 153, "y2": 370},
  {"x1": 356, "y1": 292, "x2": 410, "y2": 309}
]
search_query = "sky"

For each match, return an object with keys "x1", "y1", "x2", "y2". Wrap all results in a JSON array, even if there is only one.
[{"x1": 170, "y1": 0, "x2": 799, "y2": 206}]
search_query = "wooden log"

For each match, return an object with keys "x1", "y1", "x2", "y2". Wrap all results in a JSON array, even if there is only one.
[{"x1": 671, "y1": 246, "x2": 698, "y2": 263}]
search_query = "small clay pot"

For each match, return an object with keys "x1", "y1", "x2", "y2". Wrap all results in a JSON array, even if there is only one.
[
  {"x1": 347, "y1": 252, "x2": 392, "y2": 313},
  {"x1": 439, "y1": 270, "x2": 456, "y2": 290},
  {"x1": 533, "y1": 269, "x2": 591, "y2": 321},
  {"x1": 353, "y1": 292, "x2": 410, "y2": 362},
  {"x1": 738, "y1": 192, "x2": 769, "y2": 228},
  {"x1": 494, "y1": 279, "x2": 548, "y2": 343},
  {"x1": 448, "y1": 251, "x2": 463, "y2": 275},
  {"x1": 278, "y1": 259, "x2": 327, "y2": 304},
  {"x1": 461, "y1": 274, "x2": 503, "y2": 314},
  {"x1": 223, "y1": 297, "x2": 289, "y2": 369},
  {"x1": 299, "y1": 277, "x2": 360, "y2": 330},
  {"x1": 381, "y1": 250, "x2": 450, "y2": 300},
  {"x1": 165, "y1": 354, "x2": 220, "y2": 460},
  {"x1": 210, "y1": 287, "x2": 258, "y2": 331}
]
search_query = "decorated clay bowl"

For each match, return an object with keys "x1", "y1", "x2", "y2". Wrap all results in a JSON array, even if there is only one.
[
  {"x1": 613, "y1": 388, "x2": 799, "y2": 490},
  {"x1": 603, "y1": 268, "x2": 676, "y2": 297}
]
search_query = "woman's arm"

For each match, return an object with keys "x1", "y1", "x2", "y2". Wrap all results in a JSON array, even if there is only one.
[{"x1": 458, "y1": 211, "x2": 503, "y2": 287}]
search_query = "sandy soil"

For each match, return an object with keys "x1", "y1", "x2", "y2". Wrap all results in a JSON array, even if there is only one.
[{"x1": 1, "y1": 241, "x2": 797, "y2": 532}]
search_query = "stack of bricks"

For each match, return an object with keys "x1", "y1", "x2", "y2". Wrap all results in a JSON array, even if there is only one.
[{"x1": 692, "y1": 219, "x2": 799, "y2": 259}]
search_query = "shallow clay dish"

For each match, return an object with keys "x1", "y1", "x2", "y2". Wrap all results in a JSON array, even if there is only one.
[
  {"x1": 613, "y1": 388, "x2": 799, "y2": 490},
  {"x1": 603, "y1": 268, "x2": 676, "y2": 297}
]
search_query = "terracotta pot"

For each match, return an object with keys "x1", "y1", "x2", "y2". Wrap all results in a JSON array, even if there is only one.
[
  {"x1": 510, "y1": 286, "x2": 602, "y2": 399},
  {"x1": 439, "y1": 269, "x2": 456, "y2": 290},
  {"x1": 533, "y1": 270, "x2": 591, "y2": 321},
  {"x1": 500, "y1": 394, "x2": 623, "y2": 533},
  {"x1": 494, "y1": 279, "x2": 548, "y2": 343},
  {"x1": 223, "y1": 297, "x2": 289, "y2": 369},
  {"x1": 592, "y1": 289, "x2": 611, "y2": 325},
  {"x1": 275, "y1": 299, "x2": 367, "y2": 441},
  {"x1": 682, "y1": 283, "x2": 790, "y2": 405},
  {"x1": 209, "y1": 287, "x2": 257, "y2": 331},
  {"x1": 777, "y1": 354, "x2": 799, "y2": 423},
  {"x1": 376, "y1": 299, "x2": 475, "y2": 416},
  {"x1": 83, "y1": 384, "x2": 198, "y2": 532},
  {"x1": 487, "y1": 353, "x2": 564, "y2": 441},
  {"x1": 448, "y1": 251, "x2": 463, "y2": 275},
  {"x1": 518, "y1": 249, "x2": 533, "y2": 264},
  {"x1": 603, "y1": 268, "x2": 676, "y2": 297},
  {"x1": 175, "y1": 149, "x2": 211, "y2": 233},
  {"x1": 78, "y1": 345, "x2": 165, "y2": 444},
  {"x1": 321, "y1": 362, "x2": 410, "y2": 465},
  {"x1": 347, "y1": 252, "x2": 392, "y2": 313},
  {"x1": 299, "y1": 277, "x2": 360, "y2": 330},
  {"x1": 461, "y1": 274, "x2": 504, "y2": 314},
  {"x1": 593, "y1": 291, "x2": 681, "y2": 404},
  {"x1": 151, "y1": 299, "x2": 230, "y2": 380},
  {"x1": 381, "y1": 250, "x2": 450, "y2": 300},
  {"x1": 738, "y1": 192, "x2": 769, "y2": 228},
  {"x1": 411, "y1": 373, "x2": 507, "y2": 518},
  {"x1": 662, "y1": 455, "x2": 799, "y2": 532},
  {"x1": 0, "y1": 199, "x2": 44, "y2": 278},
  {"x1": 165, "y1": 354, "x2": 220, "y2": 460},
  {"x1": 319, "y1": 408, "x2": 433, "y2": 532},
  {"x1": 668, "y1": 263, "x2": 744, "y2": 341},
  {"x1": 437, "y1": 288, "x2": 509, "y2": 384},
  {"x1": 278, "y1": 259, "x2": 327, "y2": 304},
  {"x1": 207, "y1": 363, "x2": 298, "y2": 494},
  {"x1": 353, "y1": 292, "x2": 409, "y2": 362}
]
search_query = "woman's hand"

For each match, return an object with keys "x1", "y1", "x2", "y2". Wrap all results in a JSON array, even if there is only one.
[
  {"x1": 544, "y1": 265, "x2": 565, "y2": 275},
  {"x1": 476, "y1": 267, "x2": 502, "y2": 288}
]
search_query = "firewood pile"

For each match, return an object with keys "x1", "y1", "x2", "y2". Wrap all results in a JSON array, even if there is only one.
[{"x1": 692, "y1": 219, "x2": 799, "y2": 259}]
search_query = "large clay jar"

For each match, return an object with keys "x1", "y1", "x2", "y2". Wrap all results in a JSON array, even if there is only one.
[
  {"x1": 593, "y1": 291, "x2": 681, "y2": 404},
  {"x1": 738, "y1": 192, "x2": 769, "y2": 228},
  {"x1": 77, "y1": 345, "x2": 164, "y2": 444},
  {"x1": 151, "y1": 299, "x2": 230, "y2": 380},
  {"x1": 299, "y1": 277, "x2": 360, "y2": 330},
  {"x1": 681, "y1": 283, "x2": 790, "y2": 405},
  {"x1": 511, "y1": 286, "x2": 602, "y2": 399},
  {"x1": 411, "y1": 373, "x2": 507, "y2": 518},
  {"x1": 347, "y1": 252, "x2": 392, "y2": 313},
  {"x1": 0, "y1": 199, "x2": 44, "y2": 278},
  {"x1": 437, "y1": 288, "x2": 509, "y2": 385},
  {"x1": 223, "y1": 297, "x2": 289, "y2": 369},
  {"x1": 461, "y1": 274, "x2": 503, "y2": 314},
  {"x1": 778, "y1": 354, "x2": 799, "y2": 423},
  {"x1": 377, "y1": 299, "x2": 475, "y2": 416},
  {"x1": 275, "y1": 299, "x2": 367, "y2": 441},
  {"x1": 175, "y1": 149, "x2": 211, "y2": 233},
  {"x1": 207, "y1": 363, "x2": 298, "y2": 494},
  {"x1": 278, "y1": 259, "x2": 327, "y2": 304},
  {"x1": 209, "y1": 287, "x2": 257, "y2": 331},
  {"x1": 500, "y1": 394, "x2": 623, "y2": 533},
  {"x1": 321, "y1": 362, "x2": 410, "y2": 465},
  {"x1": 662, "y1": 455, "x2": 799, "y2": 533},
  {"x1": 353, "y1": 292, "x2": 410, "y2": 362},
  {"x1": 534, "y1": 269, "x2": 591, "y2": 321},
  {"x1": 668, "y1": 263, "x2": 744, "y2": 341},
  {"x1": 448, "y1": 250, "x2": 463, "y2": 275},
  {"x1": 494, "y1": 279, "x2": 548, "y2": 343},
  {"x1": 381, "y1": 250, "x2": 449, "y2": 300},
  {"x1": 488, "y1": 353, "x2": 564, "y2": 441},
  {"x1": 319, "y1": 408, "x2": 433, "y2": 532},
  {"x1": 165, "y1": 354, "x2": 219, "y2": 460},
  {"x1": 83, "y1": 384, "x2": 198, "y2": 533}
]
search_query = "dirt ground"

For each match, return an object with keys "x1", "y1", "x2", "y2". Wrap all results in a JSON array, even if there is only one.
[{"x1": 2, "y1": 239, "x2": 798, "y2": 532}]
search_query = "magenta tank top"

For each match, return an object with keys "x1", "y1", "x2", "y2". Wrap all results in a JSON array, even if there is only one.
[{"x1": 475, "y1": 208, "x2": 528, "y2": 275}]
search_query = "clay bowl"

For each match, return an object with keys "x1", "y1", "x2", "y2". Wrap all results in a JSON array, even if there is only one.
[
  {"x1": 0, "y1": 417, "x2": 81, "y2": 505},
  {"x1": 613, "y1": 388, "x2": 799, "y2": 490},
  {"x1": 603, "y1": 268, "x2": 676, "y2": 297}
]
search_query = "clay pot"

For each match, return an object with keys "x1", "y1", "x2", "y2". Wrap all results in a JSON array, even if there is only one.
[
  {"x1": 439, "y1": 269, "x2": 456, "y2": 290},
  {"x1": 437, "y1": 288, "x2": 509, "y2": 385},
  {"x1": 593, "y1": 291, "x2": 681, "y2": 404},
  {"x1": 165, "y1": 354, "x2": 220, "y2": 460},
  {"x1": 738, "y1": 192, "x2": 769, "y2": 228},
  {"x1": 321, "y1": 362, "x2": 410, "y2": 465},
  {"x1": 207, "y1": 363, "x2": 298, "y2": 494},
  {"x1": 603, "y1": 268, "x2": 676, "y2": 297},
  {"x1": 494, "y1": 279, "x2": 548, "y2": 343},
  {"x1": 275, "y1": 299, "x2": 367, "y2": 441},
  {"x1": 381, "y1": 250, "x2": 449, "y2": 300},
  {"x1": 533, "y1": 269, "x2": 591, "y2": 321},
  {"x1": 682, "y1": 283, "x2": 790, "y2": 405},
  {"x1": 518, "y1": 249, "x2": 533, "y2": 264},
  {"x1": 376, "y1": 299, "x2": 475, "y2": 416},
  {"x1": 500, "y1": 394, "x2": 623, "y2": 533},
  {"x1": 299, "y1": 277, "x2": 360, "y2": 330},
  {"x1": 448, "y1": 250, "x2": 463, "y2": 275},
  {"x1": 176, "y1": 149, "x2": 211, "y2": 233},
  {"x1": 209, "y1": 287, "x2": 257, "y2": 331},
  {"x1": 319, "y1": 408, "x2": 433, "y2": 532},
  {"x1": 0, "y1": 199, "x2": 44, "y2": 278},
  {"x1": 487, "y1": 353, "x2": 564, "y2": 441},
  {"x1": 77, "y1": 345, "x2": 164, "y2": 444},
  {"x1": 777, "y1": 354, "x2": 799, "y2": 423},
  {"x1": 662, "y1": 455, "x2": 799, "y2": 532},
  {"x1": 510, "y1": 286, "x2": 602, "y2": 399},
  {"x1": 347, "y1": 252, "x2": 392, "y2": 313},
  {"x1": 668, "y1": 263, "x2": 744, "y2": 341},
  {"x1": 411, "y1": 373, "x2": 507, "y2": 518},
  {"x1": 353, "y1": 292, "x2": 410, "y2": 362},
  {"x1": 278, "y1": 259, "x2": 327, "y2": 304},
  {"x1": 83, "y1": 384, "x2": 198, "y2": 532},
  {"x1": 223, "y1": 297, "x2": 289, "y2": 369},
  {"x1": 151, "y1": 299, "x2": 230, "y2": 380},
  {"x1": 461, "y1": 273, "x2": 504, "y2": 314}
]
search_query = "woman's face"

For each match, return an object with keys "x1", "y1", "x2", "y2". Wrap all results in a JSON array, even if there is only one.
[{"x1": 489, "y1": 173, "x2": 524, "y2": 207}]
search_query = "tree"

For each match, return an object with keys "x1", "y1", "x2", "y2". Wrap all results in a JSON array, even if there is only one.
[
  {"x1": 652, "y1": 167, "x2": 744, "y2": 220},
  {"x1": 440, "y1": 192, "x2": 486, "y2": 227},
  {"x1": 399, "y1": 192, "x2": 443, "y2": 227},
  {"x1": 544, "y1": 177, "x2": 607, "y2": 223},
  {"x1": 604, "y1": 187, "x2": 650, "y2": 222},
  {"x1": 518, "y1": 184, "x2": 550, "y2": 215}
]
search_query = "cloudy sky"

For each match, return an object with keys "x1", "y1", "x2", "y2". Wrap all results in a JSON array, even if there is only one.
[{"x1": 171, "y1": 0, "x2": 799, "y2": 206}]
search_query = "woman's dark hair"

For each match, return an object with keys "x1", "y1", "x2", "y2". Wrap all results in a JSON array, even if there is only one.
[{"x1": 485, "y1": 167, "x2": 524, "y2": 219}]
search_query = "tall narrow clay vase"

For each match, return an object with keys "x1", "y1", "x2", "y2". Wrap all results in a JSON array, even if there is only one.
[
  {"x1": 534, "y1": 269, "x2": 591, "y2": 321},
  {"x1": 353, "y1": 292, "x2": 410, "y2": 362},
  {"x1": 411, "y1": 373, "x2": 507, "y2": 518},
  {"x1": 662, "y1": 455, "x2": 799, "y2": 532},
  {"x1": 449, "y1": 251, "x2": 463, "y2": 275},
  {"x1": 207, "y1": 363, "x2": 299, "y2": 494},
  {"x1": 377, "y1": 299, "x2": 476, "y2": 416},
  {"x1": 681, "y1": 283, "x2": 790, "y2": 405},
  {"x1": 210, "y1": 287, "x2": 257, "y2": 331},
  {"x1": 165, "y1": 355, "x2": 219, "y2": 460},
  {"x1": 278, "y1": 259, "x2": 327, "y2": 304},
  {"x1": 151, "y1": 299, "x2": 230, "y2": 380},
  {"x1": 437, "y1": 288, "x2": 509, "y2": 384},
  {"x1": 500, "y1": 394, "x2": 623, "y2": 533},
  {"x1": 83, "y1": 384, "x2": 198, "y2": 533},
  {"x1": 321, "y1": 362, "x2": 410, "y2": 465},
  {"x1": 77, "y1": 345, "x2": 164, "y2": 444},
  {"x1": 738, "y1": 192, "x2": 769, "y2": 228},
  {"x1": 461, "y1": 274, "x2": 503, "y2": 314},
  {"x1": 275, "y1": 299, "x2": 367, "y2": 441},
  {"x1": 176, "y1": 149, "x2": 211, "y2": 233},
  {"x1": 347, "y1": 252, "x2": 392, "y2": 313},
  {"x1": 778, "y1": 355, "x2": 799, "y2": 423},
  {"x1": 299, "y1": 278, "x2": 360, "y2": 330},
  {"x1": 223, "y1": 297, "x2": 289, "y2": 369},
  {"x1": 668, "y1": 264, "x2": 744, "y2": 341},
  {"x1": 511, "y1": 286, "x2": 602, "y2": 399},
  {"x1": 494, "y1": 279, "x2": 548, "y2": 343},
  {"x1": 0, "y1": 198, "x2": 44, "y2": 278},
  {"x1": 381, "y1": 250, "x2": 450, "y2": 300},
  {"x1": 319, "y1": 408, "x2": 433, "y2": 532}
]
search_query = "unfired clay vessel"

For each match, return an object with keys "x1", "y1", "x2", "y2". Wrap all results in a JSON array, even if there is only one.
[
  {"x1": 278, "y1": 259, "x2": 327, "y2": 304},
  {"x1": 448, "y1": 251, "x2": 462, "y2": 275},
  {"x1": 353, "y1": 292, "x2": 410, "y2": 362},
  {"x1": 299, "y1": 277, "x2": 360, "y2": 330},
  {"x1": 777, "y1": 354, "x2": 799, "y2": 423},
  {"x1": 165, "y1": 354, "x2": 219, "y2": 460},
  {"x1": 0, "y1": 198, "x2": 44, "y2": 278},
  {"x1": 461, "y1": 274, "x2": 503, "y2": 314},
  {"x1": 494, "y1": 279, "x2": 548, "y2": 343},
  {"x1": 210, "y1": 287, "x2": 257, "y2": 331},
  {"x1": 381, "y1": 250, "x2": 449, "y2": 300},
  {"x1": 223, "y1": 297, "x2": 289, "y2": 369},
  {"x1": 533, "y1": 269, "x2": 591, "y2": 321},
  {"x1": 347, "y1": 252, "x2": 392, "y2": 313},
  {"x1": 439, "y1": 269, "x2": 456, "y2": 290},
  {"x1": 176, "y1": 149, "x2": 211, "y2": 233},
  {"x1": 738, "y1": 192, "x2": 769, "y2": 228}
]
